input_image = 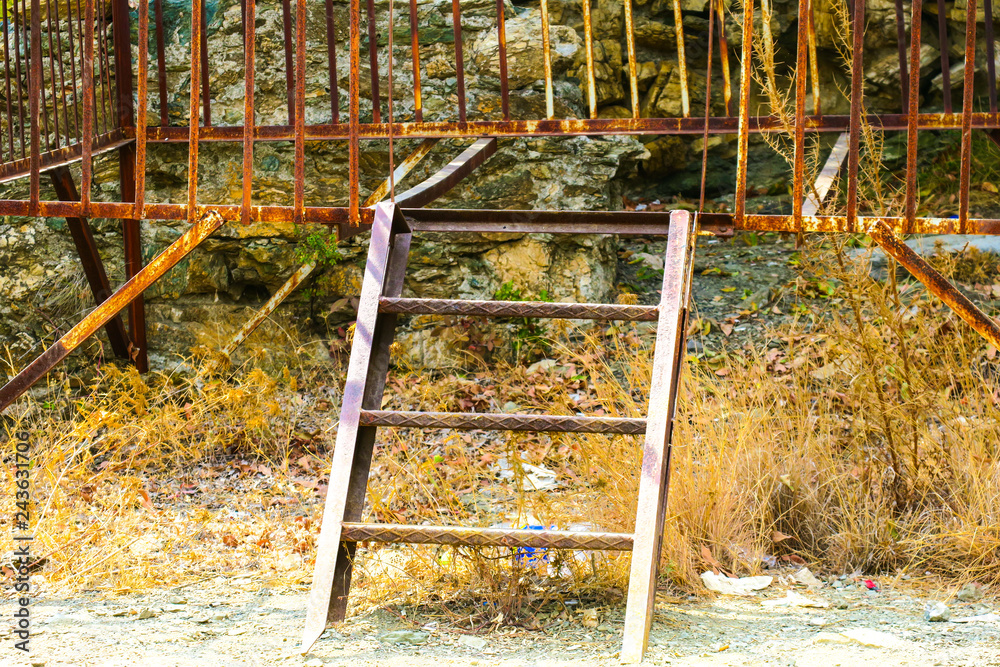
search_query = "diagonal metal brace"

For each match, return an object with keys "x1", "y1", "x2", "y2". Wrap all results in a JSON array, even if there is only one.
[
  {"x1": 867, "y1": 220, "x2": 1000, "y2": 349},
  {"x1": 0, "y1": 211, "x2": 226, "y2": 413}
]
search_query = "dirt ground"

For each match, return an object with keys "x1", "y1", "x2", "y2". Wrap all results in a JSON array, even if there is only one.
[{"x1": 5, "y1": 574, "x2": 999, "y2": 666}]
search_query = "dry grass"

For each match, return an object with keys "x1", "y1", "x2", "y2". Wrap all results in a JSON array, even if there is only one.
[{"x1": 2, "y1": 238, "x2": 999, "y2": 623}]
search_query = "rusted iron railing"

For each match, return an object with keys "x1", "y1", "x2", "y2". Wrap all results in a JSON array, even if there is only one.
[
  {"x1": 0, "y1": 0, "x2": 998, "y2": 232},
  {"x1": 4, "y1": 2, "x2": 1000, "y2": 662}
]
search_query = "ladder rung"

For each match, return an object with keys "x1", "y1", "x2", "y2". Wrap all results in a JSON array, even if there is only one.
[
  {"x1": 360, "y1": 410, "x2": 647, "y2": 434},
  {"x1": 379, "y1": 297, "x2": 658, "y2": 321},
  {"x1": 341, "y1": 522, "x2": 634, "y2": 551}
]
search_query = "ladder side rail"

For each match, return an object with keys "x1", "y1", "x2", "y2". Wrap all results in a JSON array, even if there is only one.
[
  {"x1": 620, "y1": 210, "x2": 696, "y2": 663},
  {"x1": 302, "y1": 201, "x2": 411, "y2": 650}
]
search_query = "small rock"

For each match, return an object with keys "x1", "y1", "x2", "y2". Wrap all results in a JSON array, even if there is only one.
[
  {"x1": 458, "y1": 634, "x2": 488, "y2": 650},
  {"x1": 380, "y1": 630, "x2": 429, "y2": 645},
  {"x1": 793, "y1": 567, "x2": 823, "y2": 589},
  {"x1": 167, "y1": 595, "x2": 187, "y2": 605},
  {"x1": 956, "y1": 582, "x2": 984, "y2": 602},
  {"x1": 136, "y1": 608, "x2": 157, "y2": 620},
  {"x1": 31, "y1": 660, "x2": 46, "y2": 667},
  {"x1": 925, "y1": 602, "x2": 951, "y2": 622}
]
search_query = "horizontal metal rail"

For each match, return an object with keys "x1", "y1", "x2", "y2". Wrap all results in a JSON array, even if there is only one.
[
  {"x1": 359, "y1": 410, "x2": 647, "y2": 434},
  {"x1": 340, "y1": 523, "x2": 635, "y2": 551},
  {"x1": 379, "y1": 297, "x2": 659, "y2": 321}
]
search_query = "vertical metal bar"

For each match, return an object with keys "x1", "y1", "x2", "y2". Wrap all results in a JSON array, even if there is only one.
[
  {"x1": 452, "y1": 0, "x2": 466, "y2": 121},
  {"x1": 13, "y1": 0, "x2": 25, "y2": 157},
  {"x1": 200, "y1": 0, "x2": 211, "y2": 126},
  {"x1": 97, "y1": 0, "x2": 113, "y2": 134},
  {"x1": 716, "y1": 0, "x2": 732, "y2": 116},
  {"x1": 112, "y1": 0, "x2": 135, "y2": 132},
  {"x1": 581, "y1": 0, "x2": 598, "y2": 119},
  {"x1": 82, "y1": 0, "x2": 94, "y2": 216},
  {"x1": 958, "y1": 0, "x2": 977, "y2": 234},
  {"x1": 894, "y1": 0, "x2": 909, "y2": 108},
  {"x1": 282, "y1": 0, "x2": 295, "y2": 124},
  {"x1": 937, "y1": 0, "x2": 952, "y2": 113},
  {"x1": 242, "y1": 0, "x2": 255, "y2": 226},
  {"x1": 624, "y1": 0, "x2": 639, "y2": 118},
  {"x1": 113, "y1": 0, "x2": 145, "y2": 372},
  {"x1": 349, "y1": 0, "x2": 360, "y2": 223},
  {"x1": 46, "y1": 0, "x2": 64, "y2": 149},
  {"x1": 409, "y1": 0, "x2": 422, "y2": 121},
  {"x1": 987, "y1": 0, "x2": 998, "y2": 113},
  {"x1": 904, "y1": 0, "x2": 922, "y2": 231},
  {"x1": 793, "y1": 0, "x2": 809, "y2": 229},
  {"x1": 301, "y1": 203, "x2": 408, "y2": 651},
  {"x1": 35, "y1": 0, "x2": 51, "y2": 152},
  {"x1": 846, "y1": 0, "x2": 865, "y2": 232},
  {"x1": 388, "y1": 0, "x2": 395, "y2": 198},
  {"x1": 540, "y1": 0, "x2": 554, "y2": 118},
  {"x1": 2, "y1": 0, "x2": 13, "y2": 160},
  {"x1": 58, "y1": 0, "x2": 80, "y2": 142},
  {"x1": 699, "y1": 0, "x2": 715, "y2": 209},
  {"x1": 734, "y1": 0, "x2": 754, "y2": 223},
  {"x1": 672, "y1": 0, "x2": 689, "y2": 117},
  {"x1": 294, "y1": 0, "x2": 306, "y2": 225},
  {"x1": 326, "y1": 0, "x2": 340, "y2": 123},
  {"x1": 188, "y1": 0, "x2": 202, "y2": 221},
  {"x1": 620, "y1": 210, "x2": 694, "y2": 664},
  {"x1": 808, "y1": 0, "x2": 820, "y2": 115},
  {"x1": 28, "y1": 0, "x2": 41, "y2": 215},
  {"x1": 366, "y1": 0, "x2": 380, "y2": 123},
  {"x1": 155, "y1": 0, "x2": 168, "y2": 125},
  {"x1": 135, "y1": 0, "x2": 149, "y2": 219},
  {"x1": 496, "y1": 0, "x2": 509, "y2": 120}
]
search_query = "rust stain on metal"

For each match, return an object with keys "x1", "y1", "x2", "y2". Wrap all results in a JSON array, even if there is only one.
[
  {"x1": 958, "y1": 0, "x2": 977, "y2": 234},
  {"x1": 846, "y1": 0, "x2": 865, "y2": 233},
  {"x1": 672, "y1": 0, "x2": 690, "y2": 117},
  {"x1": 581, "y1": 0, "x2": 598, "y2": 119},
  {"x1": 294, "y1": 0, "x2": 307, "y2": 226},
  {"x1": 366, "y1": 0, "x2": 380, "y2": 123},
  {"x1": 409, "y1": 0, "x2": 422, "y2": 121},
  {"x1": 496, "y1": 0, "x2": 510, "y2": 119},
  {"x1": 242, "y1": 0, "x2": 256, "y2": 226},
  {"x1": 452, "y1": 0, "x2": 467, "y2": 121},
  {"x1": 624, "y1": 0, "x2": 639, "y2": 118},
  {"x1": 734, "y1": 0, "x2": 754, "y2": 222},
  {"x1": 135, "y1": 0, "x2": 150, "y2": 219},
  {"x1": 904, "y1": 0, "x2": 921, "y2": 232},
  {"x1": 868, "y1": 220, "x2": 1000, "y2": 350}
]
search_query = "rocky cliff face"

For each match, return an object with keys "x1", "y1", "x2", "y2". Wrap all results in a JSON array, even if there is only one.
[{"x1": 0, "y1": 0, "x2": 993, "y2": 372}]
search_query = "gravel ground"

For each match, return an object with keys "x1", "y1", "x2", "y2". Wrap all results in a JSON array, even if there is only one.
[{"x1": 5, "y1": 576, "x2": 998, "y2": 666}]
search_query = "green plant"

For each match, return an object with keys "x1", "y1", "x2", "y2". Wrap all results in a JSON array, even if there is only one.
[
  {"x1": 296, "y1": 228, "x2": 343, "y2": 267},
  {"x1": 492, "y1": 281, "x2": 553, "y2": 363}
]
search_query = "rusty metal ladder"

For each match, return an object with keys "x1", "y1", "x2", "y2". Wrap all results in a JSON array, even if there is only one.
[{"x1": 302, "y1": 203, "x2": 698, "y2": 663}]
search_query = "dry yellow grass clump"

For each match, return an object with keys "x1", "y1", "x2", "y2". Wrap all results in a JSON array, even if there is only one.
[{"x1": 2, "y1": 237, "x2": 999, "y2": 625}]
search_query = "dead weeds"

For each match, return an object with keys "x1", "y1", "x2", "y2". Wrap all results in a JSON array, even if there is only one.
[{"x1": 2, "y1": 238, "x2": 999, "y2": 627}]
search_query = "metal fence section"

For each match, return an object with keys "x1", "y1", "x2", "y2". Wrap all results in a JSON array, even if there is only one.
[{"x1": 0, "y1": 0, "x2": 998, "y2": 231}]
